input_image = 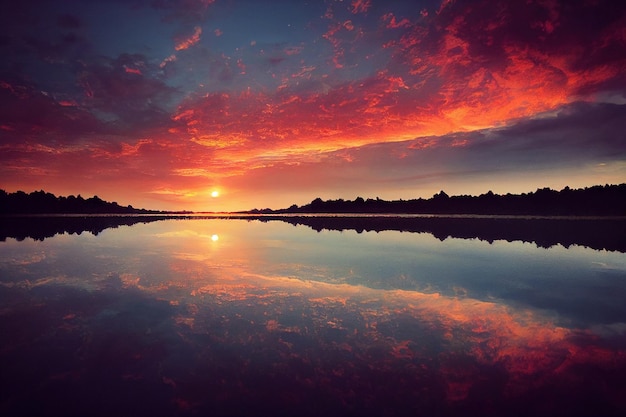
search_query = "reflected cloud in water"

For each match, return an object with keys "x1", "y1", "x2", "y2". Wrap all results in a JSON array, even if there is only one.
[{"x1": 1, "y1": 218, "x2": 625, "y2": 416}]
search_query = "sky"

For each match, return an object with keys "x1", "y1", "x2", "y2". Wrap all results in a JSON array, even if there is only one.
[{"x1": 0, "y1": 0, "x2": 625, "y2": 212}]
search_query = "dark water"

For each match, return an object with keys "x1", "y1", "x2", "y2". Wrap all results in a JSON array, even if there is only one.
[{"x1": 1, "y1": 217, "x2": 625, "y2": 416}]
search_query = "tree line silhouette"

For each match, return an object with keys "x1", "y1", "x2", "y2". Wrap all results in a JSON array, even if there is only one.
[
  {"x1": 0, "y1": 190, "x2": 161, "y2": 214},
  {"x1": 248, "y1": 184, "x2": 626, "y2": 216},
  {"x1": 2, "y1": 184, "x2": 625, "y2": 216}
]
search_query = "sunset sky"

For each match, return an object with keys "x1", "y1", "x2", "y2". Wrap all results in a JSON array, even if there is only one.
[{"x1": 1, "y1": 0, "x2": 625, "y2": 212}]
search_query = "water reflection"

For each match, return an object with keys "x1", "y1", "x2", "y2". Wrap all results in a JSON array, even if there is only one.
[
  {"x1": 1, "y1": 218, "x2": 625, "y2": 416},
  {"x1": 2, "y1": 214, "x2": 625, "y2": 253}
]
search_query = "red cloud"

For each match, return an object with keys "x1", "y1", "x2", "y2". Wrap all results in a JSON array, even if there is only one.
[
  {"x1": 2, "y1": 0, "x2": 624, "y2": 212},
  {"x1": 379, "y1": 0, "x2": 626, "y2": 130},
  {"x1": 124, "y1": 66, "x2": 142, "y2": 75}
]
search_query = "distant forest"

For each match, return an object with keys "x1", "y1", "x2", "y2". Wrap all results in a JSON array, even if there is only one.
[
  {"x1": 2, "y1": 184, "x2": 625, "y2": 215},
  {"x1": 0, "y1": 190, "x2": 161, "y2": 214},
  {"x1": 248, "y1": 184, "x2": 626, "y2": 216}
]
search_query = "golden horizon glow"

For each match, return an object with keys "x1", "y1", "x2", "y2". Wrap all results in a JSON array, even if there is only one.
[{"x1": 0, "y1": 0, "x2": 624, "y2": 212}]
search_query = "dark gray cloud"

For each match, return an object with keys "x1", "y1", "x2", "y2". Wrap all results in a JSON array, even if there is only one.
[
  {"x1": 0, "y1": 79, "x2": 107, "y2": 142},
  {"x1": 229, "y1": 101, "x2": 626, "y2": 199},
  {"x1": 359, "y1": 101, "x2": 626, "y2": 176},
  {"x1": 77, "y1": 54, "x2": 178, "y2": 129}
]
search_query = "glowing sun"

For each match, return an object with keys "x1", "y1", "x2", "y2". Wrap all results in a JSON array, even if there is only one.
[{"x1": 211, "y1": 190, "x2": 219, "y2": 198}]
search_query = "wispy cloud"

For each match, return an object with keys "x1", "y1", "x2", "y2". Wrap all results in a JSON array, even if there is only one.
[{"x1": 175, "y1": 26, "x2": 202, "y2": 51}]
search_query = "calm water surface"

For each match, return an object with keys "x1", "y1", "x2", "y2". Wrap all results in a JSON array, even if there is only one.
[{"x1": 1, "y1": 218, "x2": 625, "y2": 416}]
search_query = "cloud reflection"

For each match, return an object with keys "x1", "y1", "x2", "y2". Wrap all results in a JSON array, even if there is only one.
[
  {"x1": 167, "y1": 271, "x2": 626, "y2": 413},
  {"x1": 2, "y1": 218, "x2": 626, "y2": 415}
]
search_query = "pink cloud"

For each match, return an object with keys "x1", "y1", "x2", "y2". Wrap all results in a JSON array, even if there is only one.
[
  {"x1": 284, "y1": 46, "x2": 304, "y2": 56},
  {"x1": 124, "y1": 66, "x2": 142, "y2": 75},
  {"x1": 382, "y1": 13, "x2": 412, "y2": 29},
  {"x1": 351, "y1": 0, "x2": 371, "y2": 14}
]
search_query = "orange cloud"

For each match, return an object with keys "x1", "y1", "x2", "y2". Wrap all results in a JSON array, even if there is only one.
[
  {"x1": 175, "y1": 26, "x2": 202, "y2": 51},
  {"x1": 149, "y1": 258, "x2": 626, "y2": 407},
  {"x1": 159, "y1": 2, "x2": 623, "y2": 186},
  {"x1": 2, "y1": 0, "x2": 624, "y2": 212}
]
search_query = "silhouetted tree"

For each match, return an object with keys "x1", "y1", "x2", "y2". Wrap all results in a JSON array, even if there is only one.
[
  {"x1": 0, "y1": 190, "x2": 159, "y2": 214},
  {"x1": 259, "y1": 184, "x2": 626, "y2": 216}
]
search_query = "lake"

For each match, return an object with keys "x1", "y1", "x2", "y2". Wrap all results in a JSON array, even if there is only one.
[{"x1": 1, "y1": 215, "x2": 626, "y2": 416}]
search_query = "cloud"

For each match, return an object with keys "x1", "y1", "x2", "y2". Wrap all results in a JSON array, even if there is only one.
[
  {"x1": 174, "y1": 26, "x2": 202, "y2": 51},
  {"x1": 223, "y1": 101, "x2": 626, "y2": 202},
  {"x1": 382, "y1": 0, "x2": 626, "y2": 126},
  {"x1": 0, "y1": 79, "x2": 106, "y2": 142},
  {"x1": 1, "y1": 0, "x2": 624, "y2": 212},
  {"x1": 351, "y1": 0, "x2": 372, "y2": 14},
  {"x1": 77, "y1": 54, "x2": 178, "y2": 130},
  {"x1": 203, "y1": 0, "x2": 624, "y2": 155},
  {"x1": 382, "y1": 13, "x2": 412, "y2": 29}
]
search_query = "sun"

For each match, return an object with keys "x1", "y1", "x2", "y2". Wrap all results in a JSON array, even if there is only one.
[{"x1": 211, "y1": 190, "x2": 219, "y2": 198}]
